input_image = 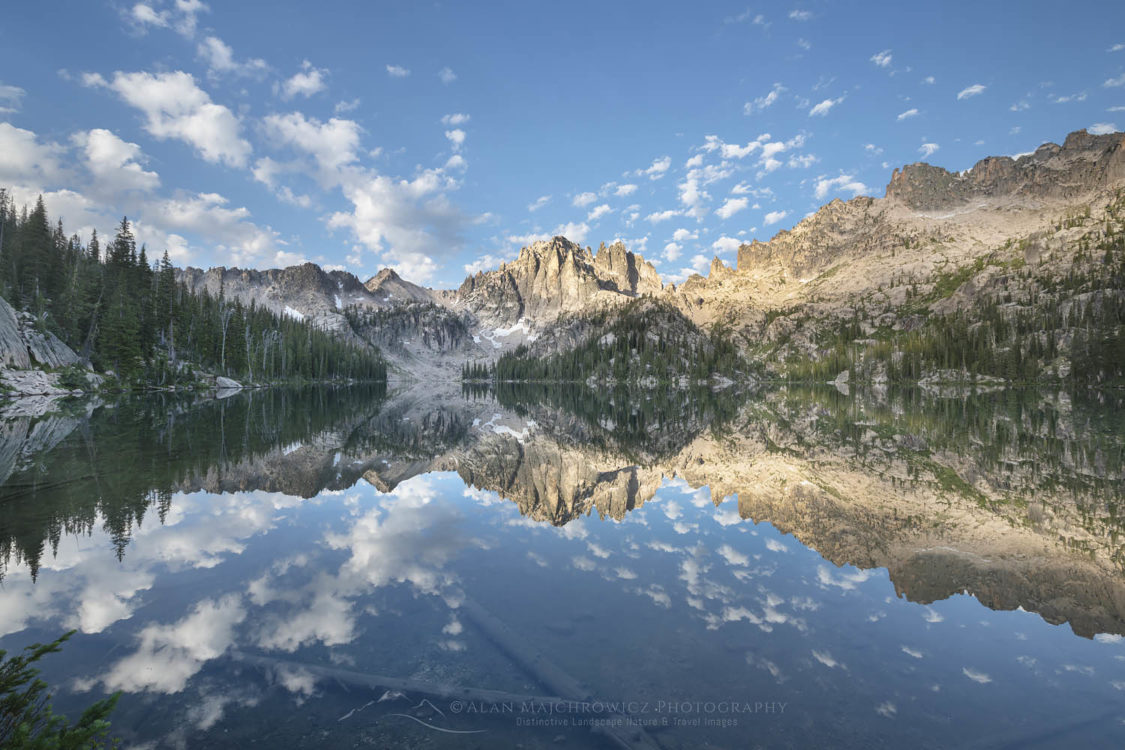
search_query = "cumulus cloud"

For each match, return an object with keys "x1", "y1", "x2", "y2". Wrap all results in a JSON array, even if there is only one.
[
  {"x1": 744, "y1": 83, "x2": 785, "y2": 115},
  {"x1": 763, "y1": 209, "x2": 788, "y2": 225},
  {"x1": 441, "y1": 113, "x2": 470, "y2": 126},
  {"x1": 712, "y1": 236, "x2": 741, "y2": 254},
  {"x1": 572, "y1": 191, "x2": 597, "y2": 207},
  {"x1": 1105, "y1": 73, "x2": 1125, "y2": 87},
  {"x1": 129, "y1": 0, "x2": 208, "y2": 38},
  {"x1": 464, "y1": 254, "x2": 507, "y2": 275},
  {"x1": 918, "y1": 142, "x2": 940, "y2": 157},
  {"x1": 155, "y1": 192, "x2": 279, "y2": 265},
  {"x1": 0, "y1": 82, "x2": 25, "y2": 114},
  {"x1": 715, "y1": 197, "x2": 749, "y2": 219},
  {"x1": 197, "y1": 36, "x2": 268, "y2": 78},
  {"x1": 438, "y1": 67, "x2": 457, "y2": 84},
  {"x1": 957, "y1": 83, "x2": 986, "y2": 99},
  {"x1": 870, "y1": 49, "x2": 892, "y2": 67},
  {"x1": 809, "y1": 97, "x2": 843, "y2": 116},
  {"x1": 1089, "y1": 123, "x2": 1118, "y2": 135},
  {"x1": 587, "y1": 203, "x2": 612, "y2": 222},
  {"x1": 636, "y1": 156, "x2": 671, "y2": 180},
  {"x1": 279, "y1": 60, "x2": 327, "y2": 99},
  {"x1": 260, "y1": 112, "x2": 361, "y2": 177},
  {"x1": 789, "y1": 9, "x2": 812, "y2": 21},
  {"x1": 615, "y1": 183, "x2": 638, "y2": 196},
  {"x1": 814, "y1": 174, "x2": 868, "y2": 200},
  {"x1": 662, "y1": 242, "x2": 682, "y2": 262},
  {"x1": 72, "y1": 129, "x2": 160, "y2": 193},
  {"x1": 0, "y1": 122, "x2": 64, "y2": 186},
  {"x1": 897, "y1": 108, "x2": 919, "y2": 120},
  {"x1": 646, "y1": 209, "x2": 682, "y2": 223},
  {"x1": 90, "y1": 70, "x2": 251, "y2": 167},
  {"x1": 444, "y1": 129, "x2": 466, "y2": 151},
  {"x1": 386, "y1": 64, "x2": 410, "y2": 78}
]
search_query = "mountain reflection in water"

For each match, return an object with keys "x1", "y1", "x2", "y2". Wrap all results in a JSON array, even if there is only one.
[{"x1": 0, "y1": 383, "x2": 1123, "y2": 748}]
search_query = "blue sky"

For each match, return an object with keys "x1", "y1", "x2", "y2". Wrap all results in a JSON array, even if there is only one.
[{"x1": 1, "y1": 1, "x2": 1123, "y2": 287}]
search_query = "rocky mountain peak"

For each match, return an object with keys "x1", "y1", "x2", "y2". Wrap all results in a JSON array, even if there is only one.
[
  {"x1": 365, "y1": 267, "x2": 402, "y2": 289},
  {"x1": 886, "y1": 129, "x2": 1125, "y2": 210}
]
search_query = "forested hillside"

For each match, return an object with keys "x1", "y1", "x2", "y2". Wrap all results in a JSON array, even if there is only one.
[
  {"x1": 0, "y1": 190, "x2": 386, "y2": 386},
  {"x1": 480, "y1": 298, "x2": 747, "y2": 385}
]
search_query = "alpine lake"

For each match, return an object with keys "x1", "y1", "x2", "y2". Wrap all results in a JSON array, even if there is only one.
[{"x1": 1, "y1": 382, "x2": 1124, "y2": 749}]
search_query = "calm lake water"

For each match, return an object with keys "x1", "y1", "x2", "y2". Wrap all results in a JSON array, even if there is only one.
[{"x1": 1, "y1": 383, "x2": 1124, "y2": 749}]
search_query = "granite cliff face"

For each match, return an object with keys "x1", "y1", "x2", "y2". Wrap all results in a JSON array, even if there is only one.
[
  {"x1": 885, "y1": 130, "x2": 1125, "y2": 210},
  {"x1": 175, "y1": 263, "x2": 435, "y2": 339},
  {"x1": 455, "y1": 236, "x2": 661, "y2": 329}
]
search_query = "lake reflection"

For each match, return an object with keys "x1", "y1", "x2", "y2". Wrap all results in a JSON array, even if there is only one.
[{"x1": 1, "y1": 383, "x2": 1124, "y2": 748}]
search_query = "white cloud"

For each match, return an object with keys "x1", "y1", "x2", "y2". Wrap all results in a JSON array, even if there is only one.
[
  {"x1": 637, "y1": 156, "x2": 672, "y2": 180},
  {"x1": 386, "y1": 64, "x2": 410, "y2": 78},
  {"x1": 197, "y1": 36, "x2": 267, "y2": 78},
  {"x1": 72, "y1": 129, "x2": 160, "y2": 193},
  {"x1": 957, "y1": 83, "x2": 986, "y2": 100},
  {"x1": 444, "y1": 129, "x2": 466, "y2": 151},
  {"x1": 702, "y1": 135, "x2": 760, "y2": 159},
  {"x1": 261, "y1": 112, "x2": 361, "y2": 177},
  {"x1": 918, "y1": 142, "x2": 940, "y2": 157},
  {"x1": 572, "y1": 191, "x2": 597, "y2": 207},
  {"x1": 279, "y1": 60, "x2": 327, "y2": 100},
  {"x1": 744, "y1": 83, "x2": 785, "y2": 115},
  {"x1": 130, "y1": 0, "x2": 207, "y2": 38},
  {"x1": 587, "y1": 203, "x2": 612, "y2": 222},
  {"x1": 787, "y1": 153, "x2": 817, "y2": 168},
  {"x1": 897, "y1": 108, "x2": 919, "y2": 121},
  {"x1": 329, "y1": 169, "x2": 468, "y2": 283},
  {"x1": 712, "y1": 236, "x2": 741, "y2": 253},
  {"x1": 91, "y1": 70, "x2": 251, "y2": 167},
  {"x1": 763, "y1": 210, "x2": 788, "y2": 225},
  {"x1": 441, "y1": 113, "x2": 470, "y2": 126},
  {"x1": 814, "y1": 174, "x2": 868, "y2": 200},
  {"x1": 553, "y1": 221, "x2": 589, "y2": 244},
  {"x1": 662, "y1": 242, "x2": 682, "y2": 262},
  {"x1": 438, "y1": 67, "x2": 457, "y2": 84},
  {"x1": 870, "y1": 50, "x2": 892, "y2": 68},
  {"x1": 615, "y1": 183, "x2": 638, "y2": 196},
  {"x1": 528, "y1": 195, "x2": 551, "y2": 211},
  {"x1": 464, "y1": 253, "x2": 507, "y2": 275},
  {"x1": 715, "y1": 197, "x2": 749, "y2": 219},
  {"x1": 1110, "y1": 43, "x2": 1125, "y2": 52},
  {"x1": 1010, "y1": 100, "x2": 1030, "y2": 111},
  {"x1": 809, "y1": 97, "x2": 842, "y2": 117},
  {"x1": 646, "y1": 209, "x2": 682, "y2": 223},
  {"x1": 0, "y1": 83, "x2": 26, "y2": 114},
  {"x1": 335, "y1": 98, "x2": 360, "y2": 114},
  {"x1": 0, "y1": 122, "x2": 64, "y2": 186},
  {"x1": 789, "y1": 9, "x2": 812, "y2": 21},
  {"x1": 1105, "y1": 73, "x2": 1125, "y2": 87},
  {"x1": 1052, "y1": 92, "x2": 1087, "y2": 103},
  {"x1": 962, "y1": 668, "x2": 992, "y2": 684},
  {"x1": 156, "y1": 192, "x2": 279, "y2": 264},
  {"x1": 923, "y1": 76, "x2": 935, "y2": 84},
  {"x1": 672, "y1": 228, "x2": 697, "y2": 242},
  {"x1": 1089, "y1": 123, "x2": 1118, "y2": 135}
]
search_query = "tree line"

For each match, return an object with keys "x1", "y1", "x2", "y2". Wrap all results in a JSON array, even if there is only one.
[{"x1": 0, "y1": 190, "x2": 386, "y2": 385}]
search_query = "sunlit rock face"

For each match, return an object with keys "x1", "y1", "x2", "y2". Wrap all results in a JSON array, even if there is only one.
[{"x1": 454, "y1": 236, "x2": 660, "y2": 328}]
